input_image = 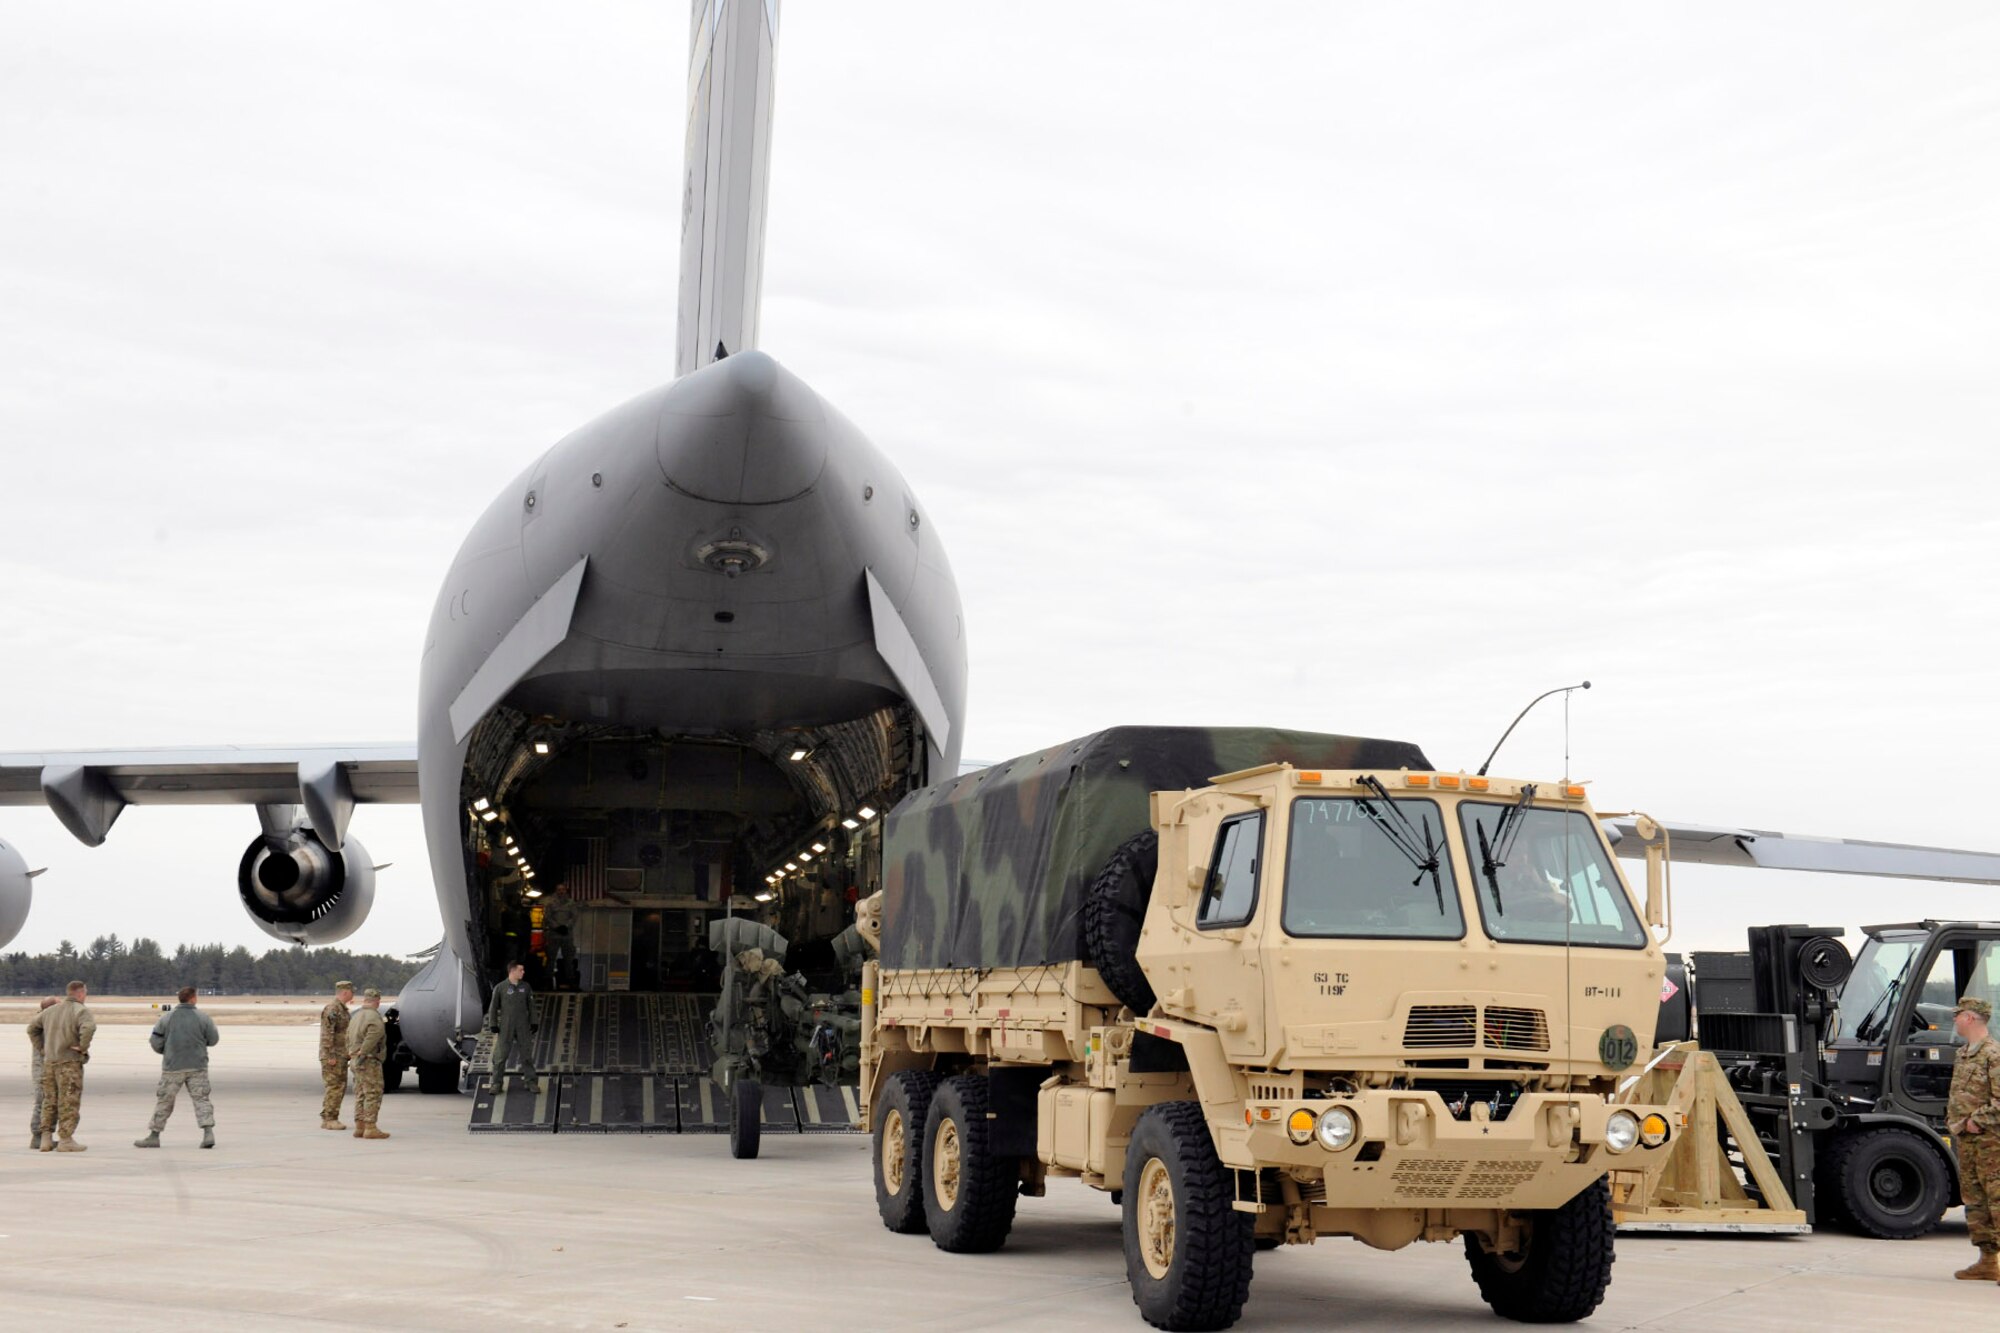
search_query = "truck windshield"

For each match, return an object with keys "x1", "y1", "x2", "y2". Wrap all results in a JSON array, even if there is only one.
[
  {"x1": 1831, "y1": 937, "x2": 1923, "y2": 1042},
  {"x1": 1458, "y1": 803, "x2": 1644, "y2": 948},
  {"x1": 1283, "y1": 797, "x2": 1464, "y2": 939}
]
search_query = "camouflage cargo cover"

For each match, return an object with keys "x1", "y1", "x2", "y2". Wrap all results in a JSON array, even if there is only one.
[{"x1": 880, "y1": 725, "x2": 1430, "y2": 970}]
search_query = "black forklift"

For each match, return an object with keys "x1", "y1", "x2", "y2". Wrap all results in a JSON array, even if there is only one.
[{"x1": 1665, "y1": 919, "x2": 2000, "y2": 1238}]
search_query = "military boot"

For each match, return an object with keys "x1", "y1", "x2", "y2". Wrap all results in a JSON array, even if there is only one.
[
  {"x1": 360, "y1": 1121, "x2": 391, "y2": 1140},
  {"x1": 55, "y1": 1136, "x2": 86, "y2": 1152},
  {"x1": 133, "y1": 1132, "x2": 160, "y2": 1148},
  {"x1": 321, "y1": 1116, "x2": 348, "y2": 1131},
  {"x1": 38, "y1": 1134, "x2": 54, "y2": 1153},
  {"x1": 1953, "y1": 1249, "x2": 2000, "y2": 1281},
  {"x1": 30, "y1": 1130, "x2": 41, "y2": 1150},
  {"x1": 353, "y1": 1120, "x2": 366, "y2": 1138},
  {"x1": 200, "y1": 1127, "x2": 215, "y2": 1149}
]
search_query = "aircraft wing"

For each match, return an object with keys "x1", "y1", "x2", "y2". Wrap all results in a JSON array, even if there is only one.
[
  {"x1": 1601, "y1": 816, "x2": 2000, "y2": 886},
  {"x1": 0, "y1": 744, "x2": 417, "y2": 850}
]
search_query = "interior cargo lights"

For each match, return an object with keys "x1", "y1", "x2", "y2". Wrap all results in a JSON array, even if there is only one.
[
  {"x1": 798, "y1": 852, "x2": 813, "y2": 863},
  {"x1": 785, "y1": 862, "x2": 798, "y2": 872},
  {"x1": 810, "y1": 842, "x2": 828, "y2": 854},
  {"x1": 533, "y1": 741, "x2": 550, "y2": 755},
  {"x1": 754, "y1": 891, "x2": 775, "y2": 903},
  {"x1": 472, "y1": 798, "x2": 491, "y2": 812},
  {"x1": 841, "y1": 818, "x2": 860, "y2": 830},
  {"x1": 857, "y1": 806, "x2": 878, "y2": 821},
  {"x1": 479, "y1": 809, "x2": 499, "y2": 823},
  {"x1": 1315, "y1": 1106, "x2": 1358, "y2": 1151},
  {"x1": 789, "y1": 748, "x2": 811, "y2": 762}
]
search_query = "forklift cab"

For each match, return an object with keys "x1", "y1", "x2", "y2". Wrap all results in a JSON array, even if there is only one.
[{"x1": 1826, "y1": 922, "x2": 2000, "y2": 1114}]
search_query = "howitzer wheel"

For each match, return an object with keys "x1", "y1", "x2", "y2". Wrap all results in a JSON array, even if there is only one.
[
  {"x1": 729, "y1": 1078, "x2": 761, "y2": 1160},
  {"x1": 1083, "y1": 829, "x2": 1160, "y2": 1014},
  {"x1": 875, "y1": 1069, "x2": 942, "y2": 1234},
  {"x1": 1121, "y1": 1101, "x2": 1254, "y2": 1331},
  {"x1": 1464, "y1": 1179, "x2": 1615, "y2": 1324}
]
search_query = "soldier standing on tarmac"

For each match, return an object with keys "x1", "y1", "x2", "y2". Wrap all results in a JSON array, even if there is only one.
[
  {"x1": 345, "y1": 987, "x2": 391, "y2": 1140},
  {"x1": 319, "y1": 981, "x2": 355, "y2": 1130},
  {"x1": 1949, "y1": 995, "x2": 2000, "y2": 1282},
  {"x1": 484, "y1": 961, "x2": 540, "y2": 1092},
  {"x1": 135, "y1": 985, "x2": 220, "y2": 1149},
  {"x1": 25, "y1": 996, "x2": 56, "y2": 1149},
  {"x1": 34, "y1": 980, "x2": 95, "y2": 1152}
]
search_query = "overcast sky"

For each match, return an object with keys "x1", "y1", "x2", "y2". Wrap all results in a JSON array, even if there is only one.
[{"x1": 3, "y1": 2, "x2": 1997, "y2": 964}]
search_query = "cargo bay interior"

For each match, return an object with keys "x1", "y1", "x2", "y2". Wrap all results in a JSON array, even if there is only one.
[{"x1": 446, "y1": 704, "x2": 917, "y2": 1133}]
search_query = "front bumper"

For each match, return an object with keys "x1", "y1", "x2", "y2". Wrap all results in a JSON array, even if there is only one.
[{"x1": 1235, "y1": 1090, "x2": 1672, "y2": 1210}]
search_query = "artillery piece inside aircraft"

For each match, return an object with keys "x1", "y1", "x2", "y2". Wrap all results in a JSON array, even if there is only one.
[{"x1": 706, "y1": 916, "x2": 868, "y2": 1160}]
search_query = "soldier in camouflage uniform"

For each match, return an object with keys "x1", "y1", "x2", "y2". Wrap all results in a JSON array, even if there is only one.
[
  {"x1": 25, "y1": 996, "x2": 56, "y2": 1149},
  {"x1": 345, "y1": 987, "x2": 391, "y2": 1140},
  {"x1": 319, "y1": 981, "x2": 354, "y2": 1130},
  {"x1": 1948, "y1": 995, "x2": 2000, "y2": 1282},
  {"x1": 33, "y1": 980, "x2": 95, "y2": 1151}
]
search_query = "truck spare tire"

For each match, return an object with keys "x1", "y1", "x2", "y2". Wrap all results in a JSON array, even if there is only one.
[{"x1": 1082, "y1": 829, "x2": 1159, "y2": 1014}]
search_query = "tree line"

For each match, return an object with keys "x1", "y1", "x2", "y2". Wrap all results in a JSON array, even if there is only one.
[{"x1": 0, "y1": 935, "x2": 427, "y2": 997}]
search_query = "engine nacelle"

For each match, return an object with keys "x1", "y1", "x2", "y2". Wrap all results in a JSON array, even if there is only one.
[
  {"x1": 0, "y1": 835, "x2": 39, "y2": 950},
  {"x1": 237, "y1": 828, "x2": 375, "y2": 946}
]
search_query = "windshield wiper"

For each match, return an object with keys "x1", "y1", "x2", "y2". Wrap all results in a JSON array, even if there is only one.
[
  {"x1": 1854, "y1": 976, "x2": 1904, "y2": 1045},
  {"x1": 1475, "y1": 784, "x2": 1537, "y2": 916},
  {"x1": 1354, "y1": 775, "x2": 1447, "y2": 913}
]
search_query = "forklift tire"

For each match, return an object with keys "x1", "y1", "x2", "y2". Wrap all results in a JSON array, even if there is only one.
[
  {"x1": 924, "y1": 1075, "x2": 1020, "y2": 1253},
  {"x1": 1122, "y1": 1101, "x2": 1256, "y2": 1331},
  {"x1": 730, "y1": 1078, "x2": 762, "y2": 1160},
  {"x1": 1082, "y1": 829, "x2": 1160, "y2": 1015},
  {"x1": 874, "y1": 1069, "x2": 942, "y2": 1234},
  {"x1": 1464, "y1": 1178, "x2": 1615, "y2": 1324},
  {"x1": 1828, "y1": 1128, "x2": 1950, "y2": 1239},
  {"x1": 415, "y1": 1059, "x2": 461, "y2": 1095}
]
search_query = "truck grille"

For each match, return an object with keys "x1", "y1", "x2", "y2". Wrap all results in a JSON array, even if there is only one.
[
  {"x1": 1483, "y1": 1007, "x2": 1550, "y2": 1052},
  {"x1": 1404, "y1": 1006, "x2": 1477, "y2": 1048},
  {"x1": 1402, "y1": 1004, "x2": 1550, "y2": 1053}
]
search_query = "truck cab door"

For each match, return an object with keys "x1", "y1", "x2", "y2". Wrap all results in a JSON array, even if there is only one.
[
  {"x1": 1888, "y1": 932, "x2": 2000, "y2": 1112},
  {"x1": 1154, "y1": 806, "x2": 1270, "y2": 1061}
]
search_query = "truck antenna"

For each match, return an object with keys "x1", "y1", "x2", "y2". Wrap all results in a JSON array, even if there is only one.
[{"x1": 1476, "y1": 681, "x2": 1591, "y2": 777}]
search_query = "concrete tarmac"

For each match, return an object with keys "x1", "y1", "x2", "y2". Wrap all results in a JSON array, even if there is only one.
[{"x1": 2, "y1": 1024, "x2": 1994, "y2": 1331}]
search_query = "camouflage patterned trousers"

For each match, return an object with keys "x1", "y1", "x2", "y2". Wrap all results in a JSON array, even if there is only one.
[
  {"x1": 1962, "y1": 1132, "x2": 2000, "y2": 1251},
  {"x1": 30, "y1": 1052, "x2": 44, "y2": 1137},
  {"x1": 320, "y1": 1056, "x2": 348, "y2": 1120},
  {"x1": 349, "y1": 1058, "x2": 383, "y2": 1124},
  {"x1": 150, "y1": 1069, "x2": 215, "y2": 1132},
  {"x1": 38, "y1": 1061, "x2": 84, "y2": 1138}
]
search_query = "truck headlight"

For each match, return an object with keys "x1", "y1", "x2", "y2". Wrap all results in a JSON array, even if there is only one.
[
  {"x1": 1286, "y1": 1109, "x2": 1317, "y2": 1145},
  {"x1": 1604, "y1": 1110, "x2": 1640, "y2": 1154},
  {"x1": 1316, "y1": 1105, "x2": 1358, "y2": 1152},
  {"x1": 1639, "y1": 1113, "x2": 1670, "y2": 1148}
]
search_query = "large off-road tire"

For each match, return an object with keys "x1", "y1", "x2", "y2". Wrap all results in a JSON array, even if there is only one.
[
  {"x1": 924, "y1": 1075, "x2": 1020, "y2": 1253},
  {"x1": 415, "y1": 1058, "x2": 460, "y2": 1095},
  {"x1": 1122, "y1": 1101, "x2": 1255, "y2": 1331},
  {"x1": 1464, "y1": 1178, "x2": 1615, "y2": 1324},
  {"x1": 1082, "y1": 829, "x2": 1160, "y2": 1014},
  {"x1": 1827, "y1": 1127, "x2": 1950, "y2": 1239},
  {"x1": 730, "y1": 1077, "x2": 762, "y2": 1160},
  {"x1": 874, "y1": 1069, "x2": 942, "y2": 1234}
]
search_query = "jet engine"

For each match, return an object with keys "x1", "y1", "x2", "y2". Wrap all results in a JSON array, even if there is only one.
[
  {"x1": 0, "y1": 835, "x2": 42, "y2": 950},
  {"x1": 237, "y1": 827, "x2": 375, "y2": 945}
]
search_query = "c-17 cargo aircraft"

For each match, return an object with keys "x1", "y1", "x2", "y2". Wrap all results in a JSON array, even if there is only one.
[
  {"x1": 3, "y1": 6, "x2": 1998, "y2": 1137},
  {"x1": 1, "y1": 2, "x2": 964, "y2": 1124}
]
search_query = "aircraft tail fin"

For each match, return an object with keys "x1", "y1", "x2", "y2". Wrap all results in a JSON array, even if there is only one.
[{"x1": 676, "y1": 0, "x2": 780, "y2": 378}]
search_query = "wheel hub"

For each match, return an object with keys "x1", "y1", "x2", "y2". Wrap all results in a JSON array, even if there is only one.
[
  {"x1": 933, "y1": 1118, "x2": 962, "y2": 1211},
  {"x1": 882, "y1": 1108, "x2": 907, "y2": 1194},
  {"x1": 1139, "y1": 1157, "x2": 1177, "y2": 1281}
]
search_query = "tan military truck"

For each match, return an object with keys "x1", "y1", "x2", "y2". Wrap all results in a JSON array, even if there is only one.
[{"x1": 858, "y1": 727, "x2": 1678, "y2": 1331}]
